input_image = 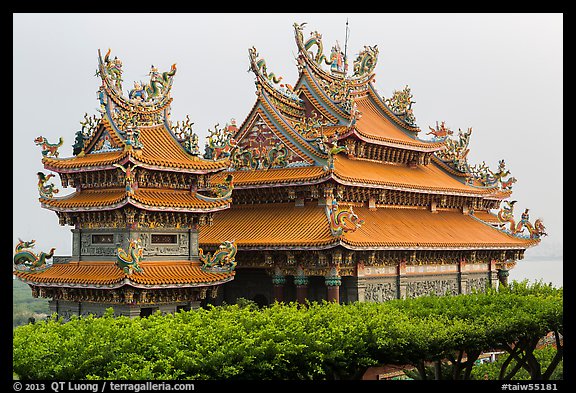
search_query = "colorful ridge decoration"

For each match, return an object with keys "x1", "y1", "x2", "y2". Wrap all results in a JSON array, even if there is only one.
[
  {"x1": 496, "y1": 201, "x2": 547, "y2": 239},
  {"x1": 13, "y1": 239, "x2": 55, "y2": 273},
  {"x1": 325, "y1": 199, "x2": 364, "y2": 237},
  {"x1": 35, "y1": 136, "x2": 63, "y2": 158},
  {"x1": 116, "y1": 238, "x2": 144, "y2": 275},
  {"x1": 37, "y1": 172, "x2": 59, "y2": 198},
  {"x1": 199, "y1": 240, "x2": 237, "y2": 273}
]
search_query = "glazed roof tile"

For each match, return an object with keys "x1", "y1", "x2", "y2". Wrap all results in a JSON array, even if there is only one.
[
  {"x1": 43, "y1": 151, "x2": 128, "y2": 170},
  {"x1": 199, "y1": 203, "x2": 334, "y2": 247},
  {"x1": 331, "y1": 155, "x2": 498, "y2": 196},
  {"x1": 209, "y1": 155, "x2": 499, "y2": 197},
  {"x1": 40, "y1": 187, "x2": 230, "y2": 212},
  {"x1": 13, "y1": 260, "x2": 234, "y2": 288},
  {"x1": 471, "y1": 210, "x2": 501, "y2": 224},
  {"x1": 209, "y1": 165, "x2": 328, "y2": 188},
  {"x1": 43, "y1": 123, "x2": 228, "y2": 173},
  {"x1": 135, "y1": 125, "x2": 229, "y2": 171},
  {"x1": 344, "y1": 206, "x2": 538, "y2": 249},
  {"x1": 353, "y1": 96, "x2": 445, "y2": 151},
  {"x1": 199, "y1": 202, "x2": 537, "y2": 250}
]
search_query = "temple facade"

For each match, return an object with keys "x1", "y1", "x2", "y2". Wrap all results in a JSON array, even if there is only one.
[
  {"x1": 197, "y1": 22, "x2": 546, "y2": 305},
  {"x1": 13, "y1": 23, "x2": 546, "y2": 317}
]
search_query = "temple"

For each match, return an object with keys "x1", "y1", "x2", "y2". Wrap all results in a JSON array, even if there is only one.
[
  {"x1": 13, "y1": 49, "x2": 238, "y2": 318},
  {"x1": 197, "y1": 22, "x2": 546, "y2": 305},
  {"x1": 13, "y1": 23, "x2": 547, "y2": 316}
]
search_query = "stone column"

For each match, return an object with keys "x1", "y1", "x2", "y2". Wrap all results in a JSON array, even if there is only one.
[
  {"x1": 397, "y1": 259, "x2": 407, "y2": 299},
  {"x1": 271, "y1": 269, "x2": 286, "y2": 303},
  {"x1": 294, "y1": 267, "x2": 309, "y2": 305},
  {"x1": 189, "y1": 226, "x2": 199, "y2": 258},
  {"x1": 458, "y1": 258, "x2": 468, "y2": 295},
  {"x1": 489, "y1": 259, "x2": 499, "y2": 289},
  {"x1": 325, "y1": 266, "x2": 341, "y2": 303}
]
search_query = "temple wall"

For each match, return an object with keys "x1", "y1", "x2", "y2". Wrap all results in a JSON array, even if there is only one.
[
  {"x1": 221, "y1": 264, "x2": 497, "y2": 305},
  {"x1": 71, "y1": 228, "x2": 199, "y2": 261}
]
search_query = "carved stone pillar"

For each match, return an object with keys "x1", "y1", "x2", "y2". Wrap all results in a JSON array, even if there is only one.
[
  {"x1": 271, "y1": 267, "x2": 286, "y2": 303},
  {"x1": 325, "y1": 266, "x2": 341, "y2": 303},
  {"x1": 489, "y1": 259, "x2": 499, "y2": 289},
  {"x1": 189, "y1": 226, "x2": 199, "y2": 258},
  {"x1": 294, "y1": 266, "x2": 309, "y2": 304},
  {"x1": 458, "y1": 258, "x2": 468, "y2": 295},
  {"x1": 398, "y1": 259, "x2": 407, "y2": 299}
]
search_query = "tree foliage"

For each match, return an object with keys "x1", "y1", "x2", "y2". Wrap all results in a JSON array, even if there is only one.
[{"x1": 13, "y1": 281, "x2": 562, "y2": 380}]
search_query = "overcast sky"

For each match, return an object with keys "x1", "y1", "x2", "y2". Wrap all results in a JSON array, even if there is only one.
[{"x1": 13, "y1": 13, "x2": 562, "y2": 269}]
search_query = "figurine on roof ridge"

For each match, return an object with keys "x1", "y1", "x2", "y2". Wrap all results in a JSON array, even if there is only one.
[{"x1": 13, "y1": 239, "x2": 55, "y2": 273}]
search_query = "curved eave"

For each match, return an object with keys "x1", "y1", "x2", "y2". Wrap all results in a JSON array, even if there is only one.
[
  {"x1": 13, "y1": 260, "x2": 235, "y2": 289},
  {"x1": 209, "y1": 165, "x2": 329, "y2": 189},
  {"x1": 199, "y1": 202, "x2": 539, "y2": 252},
  {"x1": 39, "y1": 188, "x2": 231, "y2": 213},
  {"x1": 42, "y1": 151, "x2": 128, "y2": 173},
  {"x1": 352, "y1": 129, "x2": 446, "y2": 153},
  {"x1": 352, "y1": 94, "x2": 445, "y2": 151},
  {"x1": 332, "y1": 155, "x2": 503, "y2": 198},
  {"x1": 366, "y1": 83, "x2": 422, "y2": 134},
  {"x1": 208, "y1": 155, "x2": 504, "y2": 198},
  {"x1": 430, "y1": 155, "x2": 513, "y2": 200}
]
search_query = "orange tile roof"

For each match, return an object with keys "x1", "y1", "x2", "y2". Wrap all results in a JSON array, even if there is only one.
[
  {"x1": 135, "y1": 125, "x2": 229, "y2": 171},
  {"x1": 353, "y1": 96, "x2": 444, "y2": 151},
  {"x1": 332, "y1": 155, "x2": 499, "y2": 196},
  {"x1": 13, "y1": 260, "x2": 234, "y2": 288},
  {"x1": 472, "y1": 210, "x2": 501, "y2": 224},
  {"x1": 40, "y1": 188, "x2": 126, "y2": 209},
  {"x1": 40, "y1": 187, "x2": 230, "y2": 212},
  {"x1": 209, "y1": 165, "x2": 328, "y2": 188},
  {"x1": 131, "y1": 188, "x2": 230, "y2": 210},
  {"x1": 43, "y1": 151, "x2": 128, "y2": 171},
  {"x1": 344, "y1": 206, "x2": 538, "y2": 249},
  {"x1": 208, "y1": 155, "x2": 499, "y2": 197},
  {"x1": 43, "y1": 123, "x2": 228, "y2": 173},
  {"x1": 199, "y1": 202, "x2": 537, "y2": 250},
  {"x1": 199, "y1": 203, "x2": 334, "y2": 247}
]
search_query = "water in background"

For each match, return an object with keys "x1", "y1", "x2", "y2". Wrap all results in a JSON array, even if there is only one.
[{"x1": 508, "y1": 256, "x2": 563, "y2": 288}]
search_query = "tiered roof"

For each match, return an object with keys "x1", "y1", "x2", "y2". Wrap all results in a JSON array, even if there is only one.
[
  {"x1": 43, "y1": 119, "x2": 226, "y2": 173},
  {"x1": 15, "y1": 261, "x2": 234, "y2": 288},
  {"x1": 38, "y1": 49, "x2": 233, "y2": 217},
  {"x1": 199, "y1": 22, "x2": 545, "y2": 252},
  {"x1": 18, "y1": 49, "x2": 237, "y2": 291}
]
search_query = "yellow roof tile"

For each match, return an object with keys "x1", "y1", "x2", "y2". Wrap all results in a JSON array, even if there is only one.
[
  {"x1": 40, "y1": 187, "x2": 230, "y2": 211},
  {"x1": 13, "y1": 260, "x2": 234, "y2": 287},
  {"x1": 42, "y1": 124, "x2": 228, "y2": 173},
  {"x1": 332, "y1": 155, "x2": 498, "y2": 196},
  {"x1": 209, "y1": 165, "x2": 328, "y2": 187},
  {"x1": 199, "y1": 203, "x2": 334, "y2": 247},
  {"x1": 199, "y1": 202, "x2": 536, "y2": 249},
  {"x1": 353, "y1": 96, "x2": 444, "y2": 150}
]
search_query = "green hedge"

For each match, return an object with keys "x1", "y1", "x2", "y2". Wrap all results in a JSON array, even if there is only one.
[{"x1": 13, "y1": 280, "x2": 562, "y2": 380}]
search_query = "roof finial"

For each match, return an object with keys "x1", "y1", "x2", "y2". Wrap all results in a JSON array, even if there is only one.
[{"x1": 344, "y1": 18, "x2": 350, "y2": 75}]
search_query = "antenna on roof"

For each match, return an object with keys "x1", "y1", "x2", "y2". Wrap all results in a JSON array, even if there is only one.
[{"x1": 343, "y1": 18, "x2": 350, "y2": 74}]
